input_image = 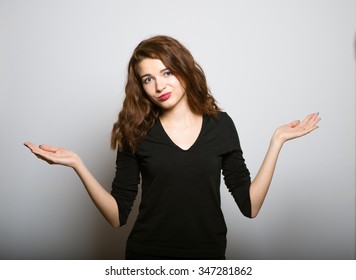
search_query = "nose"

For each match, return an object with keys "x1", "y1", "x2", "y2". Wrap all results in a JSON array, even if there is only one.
[{"x1": 155, "y1": 77, "x2": 166, "y2": 92}]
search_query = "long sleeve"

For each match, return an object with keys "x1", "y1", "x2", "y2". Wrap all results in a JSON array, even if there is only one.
[
  {"x1": 111, "y1": 147, "x2": 140, "y2": 226},
  {"x1": 221, "y1": 114, "x2": 252, "y2": 218}
]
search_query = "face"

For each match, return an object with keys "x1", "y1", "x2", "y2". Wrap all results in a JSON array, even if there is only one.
[{"x1": 137, "y1": 58, "x2": 187, "y2": 111}]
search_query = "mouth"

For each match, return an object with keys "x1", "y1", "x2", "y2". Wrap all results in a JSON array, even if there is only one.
[{"x1": 158, "y1": 92, "x2": 171, "y2": 101}]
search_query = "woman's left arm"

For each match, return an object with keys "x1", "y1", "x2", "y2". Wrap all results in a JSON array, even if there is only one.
[{"x1": 249, "y1": 112, "x2": 321, "y2": 218}]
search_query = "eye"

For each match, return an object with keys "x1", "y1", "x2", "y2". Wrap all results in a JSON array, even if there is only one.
[
  {"x1": 164, "y1": 71, "x2": 172, "y2": 77},
  {"x1": 143, "y1": 76, "x2": 153, "y2": 84}
]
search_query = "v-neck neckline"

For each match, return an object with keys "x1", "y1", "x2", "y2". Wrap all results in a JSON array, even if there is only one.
[{"x1": 158, "y1": 115, "x2": 205, "y2": 152}]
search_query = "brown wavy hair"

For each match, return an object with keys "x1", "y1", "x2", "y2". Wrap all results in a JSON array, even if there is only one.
[{"x1": 111, "y1": 35, "x2": 221, "y2": 152}]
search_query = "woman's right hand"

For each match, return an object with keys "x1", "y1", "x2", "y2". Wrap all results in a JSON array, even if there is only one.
[{"x1": 24, "y1": 142, "x2": 81, "y2": 169}]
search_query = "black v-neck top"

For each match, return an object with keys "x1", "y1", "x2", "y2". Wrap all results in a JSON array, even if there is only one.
[{"x1": 111, "y1": 112, "x2": 251, "y2": 259}]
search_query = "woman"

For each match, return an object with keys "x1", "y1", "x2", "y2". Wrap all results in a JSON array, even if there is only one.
[{"x1": 24, "y1": 35, "x2": 320, "y2": 259}]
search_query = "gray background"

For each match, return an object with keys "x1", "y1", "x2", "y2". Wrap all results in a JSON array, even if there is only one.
[{"x1": 1, "y1": 0, "x2": 355, "y2": 259}]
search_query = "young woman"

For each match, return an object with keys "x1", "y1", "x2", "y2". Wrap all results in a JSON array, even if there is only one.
[{"x1": 24, "y1": 35, "x2": 320, "y2": 260}]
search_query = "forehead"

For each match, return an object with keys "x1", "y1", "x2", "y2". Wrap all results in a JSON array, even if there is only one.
[{"x1": 137, "y1": 58, "x2": 167, "y2": 75}]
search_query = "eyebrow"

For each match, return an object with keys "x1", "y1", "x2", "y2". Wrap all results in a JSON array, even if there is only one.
[{"x1": 140, "y1": 68, "x2": 169, "y2": 79}]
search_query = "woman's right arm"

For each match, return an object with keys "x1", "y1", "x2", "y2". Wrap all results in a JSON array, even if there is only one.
[{"x1": 24, "y1": 142, "x2": 120, "y2": 228}]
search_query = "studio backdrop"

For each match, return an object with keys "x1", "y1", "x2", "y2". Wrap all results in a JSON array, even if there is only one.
[{"x1": 0, "y1": 0, "x2": 355, "y2": 259}]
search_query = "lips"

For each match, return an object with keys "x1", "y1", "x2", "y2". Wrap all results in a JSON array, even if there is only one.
[{"x1": 158, "y1": 92, "x2": 171, "y2": 101}]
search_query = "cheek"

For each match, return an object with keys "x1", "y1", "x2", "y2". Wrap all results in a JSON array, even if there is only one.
[
  {"x1": 172, "y1": 77, "x2": 186, "y2": 92},
  {"x1": 142, "y1": 89, "x2": 159, "y2": 105},
  {"x1": 142, "y1": 84, "x2": 154, "y2": 96},
  {"x1": 145, "y1": 95, "x2": 156, "y2": 104}
]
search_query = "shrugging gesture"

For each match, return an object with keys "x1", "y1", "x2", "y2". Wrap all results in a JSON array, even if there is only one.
[
  {"x1": 23, "y1": 35, "x2": 322, "y2": 260},
  {"x1": 24, "y1": 112, "x2": 320, "y2": 221}
]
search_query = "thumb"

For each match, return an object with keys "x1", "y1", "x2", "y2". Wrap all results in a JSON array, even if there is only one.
[
  {"x1": 39, "y1": 144, "x2": 59, "y2": 153},
  {"x1": 289, "y1": 120, "x2": 300, "y2": 128}
]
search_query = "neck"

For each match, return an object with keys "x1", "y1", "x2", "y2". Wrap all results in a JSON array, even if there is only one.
[{"x1": 160, "y1": 101, "x2": 200, "y2": 127}]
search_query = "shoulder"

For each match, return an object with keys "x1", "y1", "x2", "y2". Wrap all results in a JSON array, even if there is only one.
[
  {"x1": 202, "y1": 111, "x2": 242, "y2": 151},
  {"x1": 206, "y1": 111, "x2": 235, "y2": 128},
  {"x1": 203, "y1": 111, "x2": 239, "y2": 136},
  {"x1": 217, "y1": 111, "x2": 233, "y2": 122}
]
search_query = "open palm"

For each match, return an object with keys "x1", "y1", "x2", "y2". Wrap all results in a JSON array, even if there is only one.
[
  {"x1": 24, "y1": 142, "x2": 80, "y2": 168},
  {"x1": 274, "y1": 112, "x2": 320, "y2": 143}
]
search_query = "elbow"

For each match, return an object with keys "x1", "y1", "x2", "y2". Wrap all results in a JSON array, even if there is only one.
[
  {"x1": 109, "y1": 200, "x2": 121, "y2": 228},
  {"x1": 245, "y1": 211, "x2": 257, "y2": 219},
  {"x1": 249, "y1": 195, "x2": 262, "y2": 218},
  {"x1": 249, "y1": 206, "x2": 259, "y2": 219},
  {"x1": 108, "y1": 217, "x2": 120, "y2": 228},
  {"x1": 111, "y1": 221, "x2": 120, "y2": 229},
  {"x1": 250, "y1": 212, "x2": 258, "y2": 219}
]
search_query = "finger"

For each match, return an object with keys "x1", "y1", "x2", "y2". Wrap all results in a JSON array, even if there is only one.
[
  {"x1": 300, "y1": 112, "x2": 318, "y2": 129},
  {"x1": 24, "y1": 142, "x2": 58, "y2": 164},
  {"x1": 39, "y1": 144, "x2": 59, "y2": 153},
  {"x1": 310, "y1": 117, "x2": 321, "y2": 127},
  {"x1": 308, "y1": 112, "x2": 319, "y2": 124},
  {"x1": 309, "y1": 112, "x2": 319, "y2": 122},
  {"x1": 24, "y1": 142, "x2": 33, "y2": 150},
  {"x1": 304, "y1": 113, "x2": 320, "y2": 130},
  {"x1": 302, "y1": 123, "x2": 320, "y2": 136},
  {"x1": 304, "y1": 125, "x2": 319, "y2": 135},
  {"x1": 24, "y1": 142, "x2": 41, "y2": 153},
  {"x1": 289, "y1": 120, "x2": 300, "y2": 128},
  {"x1": 301, "y1": 113, "x2": 316, "y2": 124}
]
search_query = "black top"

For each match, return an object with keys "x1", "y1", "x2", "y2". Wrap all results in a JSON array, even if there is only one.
[{"x1": 111, "y1": 112, "x2": 251, "y2": 259}]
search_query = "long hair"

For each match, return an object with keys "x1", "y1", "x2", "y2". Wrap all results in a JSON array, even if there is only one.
[{"x1": 111, "y1": 35, "x2": 221, "y2": 152}]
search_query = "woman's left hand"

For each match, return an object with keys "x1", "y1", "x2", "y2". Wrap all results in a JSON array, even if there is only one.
[{"x1": 273, "y1": 112, "x2": 321, "y2": 144}]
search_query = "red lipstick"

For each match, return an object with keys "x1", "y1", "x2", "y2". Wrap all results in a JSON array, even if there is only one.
[{"x1": 158, "y1": 92, "x2": 171, "y2": 101}]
